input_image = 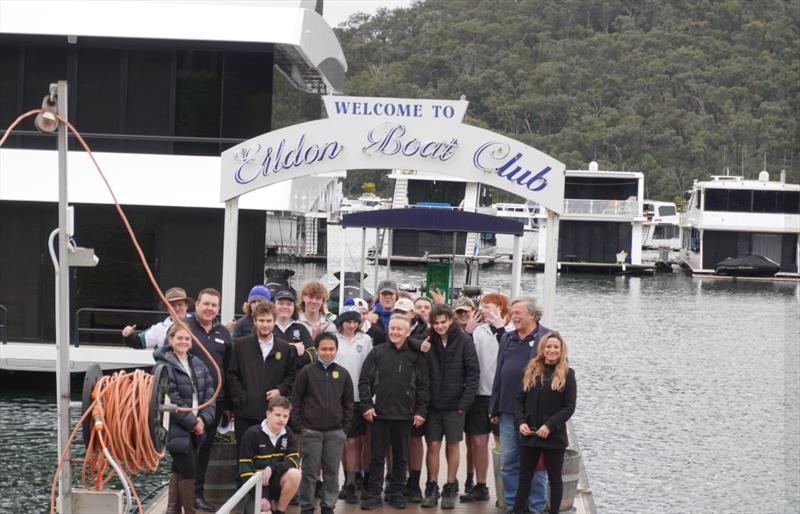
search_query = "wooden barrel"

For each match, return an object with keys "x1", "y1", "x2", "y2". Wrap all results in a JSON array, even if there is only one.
[
  {"x1": 555, "y1": 448, "x2": 581, "y2": 512},
  {"x1": 204, "y1": 441, "x2": 238, "y2": 507}
]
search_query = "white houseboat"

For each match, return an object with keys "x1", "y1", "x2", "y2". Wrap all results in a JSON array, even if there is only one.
[
  {"x1": 493, "y1": 202, "x2": 540, "y2": 256},
  {"x1": 642, "y1": 200, "x2": 681, "y2": 250},
  {"x1": 0, "y1": 0, "x2": 346, "y2": 370},
  {"x1": 679, "y1": 172, "x2": 800, "y2": 277},
  {"x1": 532, "y1": 161, "x2": 648, "y2": 272}
]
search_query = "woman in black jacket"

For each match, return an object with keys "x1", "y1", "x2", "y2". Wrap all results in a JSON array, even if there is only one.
[
  {"x1": 154, "y1": 323, "x2": 216, "y2": 514},
  {"x1": 512, "y1": 331, "x2": 576, "y2": 514}
]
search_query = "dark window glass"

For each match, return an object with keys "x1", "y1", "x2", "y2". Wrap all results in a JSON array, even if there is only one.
[
  {"x1": 76, "y1": 48, "x2": 121, "y2": 151},
  {"x1": 220, "y1": 51, "x2": 272, "y2": 142},
  {"x1": 728, "y1": 190, "x2": 752, "y2": 212},
  {"x1": 22, "y1": 46, "x2": 68, "y2": 149},
  {"x1": 752, "y1": 190, "x2": 777, "y2": 213},
  {"x1": 175, "y1": 50, "x2": 222, "y2": 155},
  {"x1": 564, "y1": 177, "x2": 639, "y2": 200},
  {"x1": 0, "y1": 45, "x2": 21, "y2": 134},
  {"x1": 704, "y1": 190, "x2": 727, "y2": 211},
  {"x1": 777, "y1": 191, "x2": 800, "y2": 214},
  {"x1": 658, "y1": 205, "x2": 676, "y2": 216},
  {"x1": 124, "y1": 50, "x2": 173, "y2": 153}
]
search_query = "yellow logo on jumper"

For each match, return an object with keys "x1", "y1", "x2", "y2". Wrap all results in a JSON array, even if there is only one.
[
  {"x1": 332, "y1": 371, "x2": 340, "y2": 380},
  {"x1": 275, "y1": 351, "x2": 282, "y2": 360}
]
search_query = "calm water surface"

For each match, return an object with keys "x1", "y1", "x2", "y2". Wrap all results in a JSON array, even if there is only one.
[{"x1": 2, "y1": 266, "x2": 798, "y2": 513}]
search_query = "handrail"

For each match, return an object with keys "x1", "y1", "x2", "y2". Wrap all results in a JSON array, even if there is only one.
[
  {"x1": 0, "y1": 304, "x2": 7, "y2": 345},
  {"x1": 72, "y1": 307, "x2": 170, "y2": 348},
  {"x1": 563, "y1": 199, "x2": 641, "y2": 217},
  {"x1": 216, "y1": 470, "x2": 263, "y2": 514}
]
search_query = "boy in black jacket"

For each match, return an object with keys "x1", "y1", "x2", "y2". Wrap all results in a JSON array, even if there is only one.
[
  {"x1": 228, "y1": 301, "x2": 296, "y2": 450},
  {"x1": 358, "y1": 315, "x2": 429, "y2": 510},
  {"x1": 292, "y1": 333, "x2": 354, "y2": 514},
  {"x1": 238, "y1": 396, "x2": 301, "y2": 514}
]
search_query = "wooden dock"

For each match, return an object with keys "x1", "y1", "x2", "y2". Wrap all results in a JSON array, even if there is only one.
[
  {"x1": 145, "y1": 438, "x2": 595, "y2": 514},
  {"x1": 523, "y1": 261, "x2": 656, "y2": 275}
]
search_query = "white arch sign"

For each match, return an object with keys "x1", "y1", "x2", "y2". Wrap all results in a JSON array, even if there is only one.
[
  {"x1": 218, "y1": 96, "x2": 563, "y2": 327},
  {"x1": 221, "y1": 96, "x2": 565, "y2": 214}
]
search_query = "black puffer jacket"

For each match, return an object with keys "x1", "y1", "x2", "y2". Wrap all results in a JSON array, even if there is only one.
[
  {"x1": 425, "y1": 328, "x2": 480, "y2": 412},
  {"x1": 514, "y1": 365, "x2": 576, "y2": 449},
  {"x1": 359, "y1": 341, "x2": 429, "y2": 420},
  {"x1": 153, "y1": 346, "x2": 216, "y2": 454}
]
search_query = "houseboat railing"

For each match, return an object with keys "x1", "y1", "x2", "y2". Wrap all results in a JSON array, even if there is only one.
[
  {"x1": 0, "y1": 304, "x2": 7, "y2": 345},
  {"x1": 216, "y1": 470, "x2": 264, "y2": 514},
  {"x1": 72, "y1": 307, "x2": 169, "y2": 347},
  {"x1": 564, "y1": 199, "x2": 641, "y2": 216}
]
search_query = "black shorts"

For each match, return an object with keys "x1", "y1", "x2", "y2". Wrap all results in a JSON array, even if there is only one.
[
  {"x1": 464, "y1": 396, "x2": 495, "y2": 436},
  {"x1": 425, "y1": 408, "x2": 465, "y2": 443},
  {"x1": 411, "y1": 420, "x2": 426, "y2": 438},
  {"x1": 261, "y1": 467, "x2": 287, "y2": 500},
  {"x1": 347, "y1": 407, "x2": 368, "y2": 438}
]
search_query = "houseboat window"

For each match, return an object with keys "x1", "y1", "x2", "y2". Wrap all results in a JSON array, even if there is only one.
[
  {"x1": 76, "y1": 48, "x2": 122, "y2": 152},
  {"x1": 21, "y1": 45, "x2": 68, "y2": 150},
  {"x1": 657, "y1": 205, "x2": 677, "y2": 216},
  {"x1": 175, "y1": 50, "x2": 223, "y2": 155},
  {"x1": 565, "y1": 177, "x2": 638, "y2": 200},
  {"x1": 775, "y1": 191, "x2": 800, "y2": 214},
  {"x1": 125, "y1": 50, "x2": 174, "y2": 153},
  {"x1": 704, "y1": 189, "x2": 799, "y2": 214},
  {"x1": 728, "y1": 189, "x2": 752, "y2": 211},
  {"x1": 0, "y1": 45, "x2": 21, "y2": 133},
  {"x1": 653, "y1": 224, "x2": 679, "y2": 239}
]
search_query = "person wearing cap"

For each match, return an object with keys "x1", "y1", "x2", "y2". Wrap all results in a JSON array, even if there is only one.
[
  {"x1": 272, "y1": 289, "x2": 315, "y2": 370},
  {"x1": 228, "y1": 301, "x2": 297, "y2": 453},
  {"x1": 332, "y1": 307, "x2": 374, "y2": 504},
  {"x1": 365, "y1": 279, "x2": 397, "y2": 332},
  {"x1": 229, "y1": 284, "x2": 273, "y2": 338},
  {"x1": 452, "y1": 296, "x2": 477, "y2": 331},
  {"x1": 121, "y1": 287, "x2": 193, "y2": 349}
]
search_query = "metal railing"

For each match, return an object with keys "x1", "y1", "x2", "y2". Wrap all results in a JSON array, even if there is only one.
[
  {"x1": 563, "y1": 199, "x2": 641, "y2": 217},
  {"x1": 73, "y1": 307, "x2": 170, "y2": 348},
  {"x1": 0, "y1": 304, "x2": 7, "y2": 345},
  {"x1": 216, "y1": 470, "x2": 263, "y2": 514}
]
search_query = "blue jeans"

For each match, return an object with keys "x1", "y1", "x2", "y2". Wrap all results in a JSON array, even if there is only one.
[{"x1": 500, "y1": 414, "x2": 547, "y2": 512}]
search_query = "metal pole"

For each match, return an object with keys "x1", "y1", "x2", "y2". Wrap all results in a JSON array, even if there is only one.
[
  {"x1": 221, "y1": 197, "x2": 239, "y2": 325},
  {"x1": 542, "y1": 209, "x2": 560, "y2": 326},
  {"x1": 339, "y1": 227, "x2": 346, "y2": 313},
  {"x1": 386, "y1": 229, "x2": 393, "y2": 278},
  {"x1": 511, "y1": 235, "x2": 522, "y2": 298},
  {"x1": 450, "y1": 232, "x2": 457, "y2": 299},
  {"x1": 55, "y1": 80, "x2": 72, "y2": 514},
  {"x1": 373, "y1": 230, "x2": 380, "y2": 294},
  {"x1": 359, "y1": 228, "x2": 366, "y2": 299}
]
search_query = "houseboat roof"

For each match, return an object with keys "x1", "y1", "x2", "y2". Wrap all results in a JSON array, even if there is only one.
[
  {"x1": 566, "y1": 169, "x2": 644, "y2": 180},
  {"x1": 342, "y1": 207, "x2": 525, "y2": 236},
  {"x1": 387, "y1": 170, "x2": 475, "y2": 183},
  {"x1": 695, "y1": 175, "x2": 799, "y2": 191},
  {"x1": 0, "y1": 0, "x2": 347, "y2": 93}
]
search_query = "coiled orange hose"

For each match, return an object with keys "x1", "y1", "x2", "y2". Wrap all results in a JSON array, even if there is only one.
[{"x1": 2, "y1": 108, "x2": 223, "y2": 513}]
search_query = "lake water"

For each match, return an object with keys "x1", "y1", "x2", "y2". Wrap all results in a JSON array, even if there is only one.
[{"x1": 1, "y1": 263, "x2": 798, "y2": 513}]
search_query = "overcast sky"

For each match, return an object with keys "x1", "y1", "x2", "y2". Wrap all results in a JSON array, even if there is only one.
[{"x1": 321, "y1": 0, "x2": 412, "y2": 27}]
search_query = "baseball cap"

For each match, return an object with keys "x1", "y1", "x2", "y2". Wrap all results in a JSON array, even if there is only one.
[
  {"x1": 274, "y1": 290, "x2": 296, "y2": 302},
  {"x1": 377, "y1": 279, "x2": 398, "y2": 294},
  {"x1": 392, "y1": 298, "x2": 415, "y2": 313},
  {"x1": 452, "y1": 296, "x2": 476, "y2": 312}
]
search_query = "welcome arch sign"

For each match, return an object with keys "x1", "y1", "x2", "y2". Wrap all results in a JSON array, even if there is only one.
[{"x1": 219, "y1": 96, "x2": 564, "y2": 323}]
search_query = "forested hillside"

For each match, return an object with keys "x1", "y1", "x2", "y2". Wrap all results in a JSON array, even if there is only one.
[{"x1": 334, "y1": 0, "x2": 799, "y2": 203}]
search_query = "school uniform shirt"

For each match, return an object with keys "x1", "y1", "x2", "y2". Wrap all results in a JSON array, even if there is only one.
[
  {"x1": 291, "y1": 361, "x2": 354, "y2": 433},
  {"x1": 334, "y1": 331, "x2": 373, "y2": 402},
  {"x1": 186, "y1": 315, "x2": 232, "y2": 405},
  {"x1": 238, "y1": 420, "x2": 299, "y2": 480}
]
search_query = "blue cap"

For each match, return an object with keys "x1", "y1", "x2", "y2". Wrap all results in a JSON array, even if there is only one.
[{"x1": 247, "y1": 285, "x2": 272, "y2": 303}]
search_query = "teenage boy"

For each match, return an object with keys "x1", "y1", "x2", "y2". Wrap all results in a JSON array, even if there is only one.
[
  {"x1": 292, "y1": 333, "x2": 354, "y2": 514},
  {"x1": 238, "y1": 396, "x2": 301, "y2": 514},
  {"x1": 358, "y1": 316, "x2": 429, "y2": 510},
  {"x1": 228, "y1": 301, "x2": 296, "y2": 449}
]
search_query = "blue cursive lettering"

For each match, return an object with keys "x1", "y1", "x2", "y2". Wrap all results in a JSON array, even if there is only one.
[
  {"x1": 473, "y1": 142, "x2": 550, "y2": 192},
  {"x1": 362, "y1": 122, "x2": 458, "y2": 161},
  {"x1": 233, "y1": 136, "x2": 342, "y2": 185}
]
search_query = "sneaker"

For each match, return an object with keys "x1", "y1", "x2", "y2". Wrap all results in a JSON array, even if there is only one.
[
  {"x1": 345, "y1": 483, "x2": 359, "y2": 504},
  {"x1": 440, "y1": 480, "x2": 458, "y2": 510},
  {"x1": 321, "y1": 508, "x2": 334, "y2": 514},
  {"x1": 408, "y1": 482, "x2": 423, "y2": 503},
  {"x1": 460, "y1": 483, "x2": 490, "y2": 502},
  {"x1": 388, "y1": 494, "x2": 407, "y2": 509},
  {"x1": 339, "y1": 487, "x2": 347, "y2": 500},
  {"x1": 361, "y1": 496, "x2": 383, "y2": 510},
  {"x1": 420, "y1": 480, "x2": 439, "y2": 508}
]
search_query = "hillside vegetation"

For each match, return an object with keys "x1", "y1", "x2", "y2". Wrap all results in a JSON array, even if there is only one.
[{"x1": 335, "y1": 0, "x2": 799, "y2": 202}]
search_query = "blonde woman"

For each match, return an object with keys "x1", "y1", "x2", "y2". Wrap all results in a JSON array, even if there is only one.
[{"x1": 512, "y1": 332, "x2": 576, "y2": 514}]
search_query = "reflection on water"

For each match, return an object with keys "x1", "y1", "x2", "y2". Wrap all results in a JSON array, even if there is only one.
[{"x1": 1, "y1": 267, "x2": 798, "y2": 513}]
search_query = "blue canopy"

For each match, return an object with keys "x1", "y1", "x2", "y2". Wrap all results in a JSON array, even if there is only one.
[{"x1": 341, "y1": 208, "x2": 524, "y2": 236}]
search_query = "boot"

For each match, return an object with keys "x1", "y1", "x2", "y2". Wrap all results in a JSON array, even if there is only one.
[
  {"x1": 177, "y1": 478, "x2": 196, "y2": 514},
  {"x1": 165, "y1": 473, "x2": 180, "y2": 514}
]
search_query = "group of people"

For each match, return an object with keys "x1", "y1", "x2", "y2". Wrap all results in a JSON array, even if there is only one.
[{"x1": 123, "y1": 278, "x2": 577, "y2": 514}]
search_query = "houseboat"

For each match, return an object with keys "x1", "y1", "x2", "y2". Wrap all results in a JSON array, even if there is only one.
[
  {"x1": 0, "y1": 0, "x2": 347, "y2": 370},
  {"x1": 642, "y1": 200, "x2": 681, "y2": 250},
  {"x1": 679, "y1": 172, "x2": 800, "y2": 278},
  {"x1": 532, "y1": 161, "x2": 649, "y2": 272},
  {"x1": 493, "y1": 202, "x2": 540, "y2": 256}
]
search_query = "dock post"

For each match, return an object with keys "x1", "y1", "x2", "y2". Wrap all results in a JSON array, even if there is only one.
[
  {"x1": 542, "y1": 209, "x2": 560, "y2": 326},
  {"x1": 511, "y1": 235, "x2": 522, "y2": 298},
  {"x1": 360, "y1": 228, "x2": 366, "y2": 299},
  {"x1": 221, "y1": 197, "x2": 239, "y2": 325},
  {"x1": 54, "y1": 80, "x2": 73, "y2": 514}
]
